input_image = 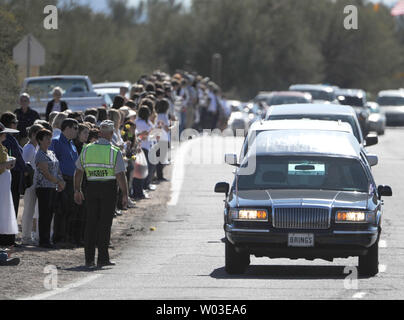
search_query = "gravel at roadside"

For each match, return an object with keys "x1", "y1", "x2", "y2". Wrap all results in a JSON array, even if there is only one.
[{"x1": 0, "y1": 167, "x2": 172, "y2": 300}]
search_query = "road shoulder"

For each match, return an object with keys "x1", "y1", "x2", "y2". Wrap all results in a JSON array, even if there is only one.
[{"x1": 0, "y1": 167, "x2": 172, "y2": 300}]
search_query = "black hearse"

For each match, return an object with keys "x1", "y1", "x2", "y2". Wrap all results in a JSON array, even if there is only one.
[{"x1": 215, "y1": 130, "x2": 392, "y2": 276}]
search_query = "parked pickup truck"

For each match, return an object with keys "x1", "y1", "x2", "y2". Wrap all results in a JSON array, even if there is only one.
[{"x1": 21, "y1": 75, "x2": 107, "y2": 116}]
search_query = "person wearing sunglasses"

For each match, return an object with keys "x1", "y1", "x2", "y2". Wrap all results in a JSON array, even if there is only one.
[
  {"x1": 49, "y1": 119, "x2": 79, "y2": 247},
  {"x1": 14, "y1": 93, "x2": 40, "y2": 146}
]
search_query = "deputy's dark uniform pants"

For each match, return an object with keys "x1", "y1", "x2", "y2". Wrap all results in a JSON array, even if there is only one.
[{"x1": 84, "y1": 180, "x2": 117, "y2": 264}]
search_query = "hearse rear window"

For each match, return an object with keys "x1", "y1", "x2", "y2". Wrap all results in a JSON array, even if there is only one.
[{"x1": 288, "y1": 161, "x2": 325, "y2": 176}]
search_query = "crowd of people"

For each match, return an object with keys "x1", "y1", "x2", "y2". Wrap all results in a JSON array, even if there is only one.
[{"x1": 0, "y1": 70, "x2": 230, "y2": 266}]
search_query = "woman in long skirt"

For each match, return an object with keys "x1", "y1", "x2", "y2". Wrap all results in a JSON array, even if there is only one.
[{"x1": 0, "y1": 124, "x2": 19, "y2": 247}]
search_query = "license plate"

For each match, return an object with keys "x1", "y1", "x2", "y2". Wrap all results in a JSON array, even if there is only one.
[{"x1": 288, "y1": 233, "x2": 314, "y2": 247}]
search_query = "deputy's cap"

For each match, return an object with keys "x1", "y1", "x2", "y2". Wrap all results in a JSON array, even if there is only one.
[{"x1": 99, "y1": 120, "x2": 115, "y2": 132}]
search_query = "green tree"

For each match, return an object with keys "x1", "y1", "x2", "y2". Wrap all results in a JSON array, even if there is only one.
[
  {"x1": 318, "y1": 0, "x2": 403, "y2": 92},
  {"x1": 0, "y1": 5, "x2": 22, "y2": 113},
  {"x1": 1, "y1": 0, "x2": 403, "y2": 103}
]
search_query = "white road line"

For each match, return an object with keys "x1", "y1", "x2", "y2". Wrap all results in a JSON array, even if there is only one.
[
  {"x1": 379, "y1": 240, "x2": 387, "y2": 248},
  {"x1": 352, "y1": 292, "x2": 367, "y2": 299},
  {"x1": 20, "y1": 274, "x2": 102, "y2": 300},
  {"x1": 21, "y1": 136, "x2": 202, "y2": 299},
  {"x1": 379, "y1": 264, "x2": 387, "y2": 273},
  {"x1": 167, "y1": 138, "x2": 201, "y2": 206}
]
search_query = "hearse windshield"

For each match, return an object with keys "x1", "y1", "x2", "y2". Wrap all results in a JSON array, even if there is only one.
[{"x1": 237, "y1": 156, "x2": 368, "y2": 192}]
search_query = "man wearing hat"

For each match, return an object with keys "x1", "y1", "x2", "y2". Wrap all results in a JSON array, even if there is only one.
[{"x1": 73, "y1": 120, "x2": 128, "y2": 268}]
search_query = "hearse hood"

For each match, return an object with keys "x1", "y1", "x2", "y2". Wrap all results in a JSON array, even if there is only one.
[{"x1": 231, "y1": 189, "x2": 369, "y2": 209}]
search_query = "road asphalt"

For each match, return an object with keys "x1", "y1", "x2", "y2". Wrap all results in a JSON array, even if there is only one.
[{"x1": 30, "y1": 128, "x2": 404, "y2": 300}]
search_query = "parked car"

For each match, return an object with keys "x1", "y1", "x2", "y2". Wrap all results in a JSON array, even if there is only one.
[
  {"x1": 289, "y1": 84, "x2": 338, "y2": 104},
  {"x1": 254, "y1": 91, "x2": 312, "y2": 107},
  {"x1": 377, "y1": 90, "x2": 404, "y2": 126},
  {"x1": 216, "y1": 129, "x2": 392, "y2": 276},
  {"x1": 21, "y1": 75, "x2": 107, "y2": 116},
  {"x1": 227, "y1": 100, "x2": 250, "y2": 133},
  {"x1": 265, "y1": 104, "x2": 378, "y2": 150},
  {"x1": 93, "y1": 81, "x2": 132, "y2": 100},
  {"x1": 100, "y1": 93, "x2": 114, "y2": 108},
  {"x1": 93, "y1": 87, "x2": 120, "y2": 102},
  {"x1": 367, "y1": 102, "x2": 386, "y2": 135},
  {"x1": 244, "y1": 101, "x2": 266, "y2": 123},
  {"x1": 336, "y1": 89, "x2": 370, "y2": 137}
]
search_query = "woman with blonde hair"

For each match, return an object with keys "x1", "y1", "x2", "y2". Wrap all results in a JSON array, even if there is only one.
[
  {"x1": 0, "y1": 123, "x2": 19, "y2": 247},
  {"x1": 48, "y1": 111, "x2": 59, "y2": 127},
  {"x1": 21, "y1": 124, "x2": 44, "y2": 245},
  {"x1": 46, "y1": 87, "x2": 68, "y2": 122},
  {"x1": 51, "y1": 112, "x2": 68, "y2": 138},
  {"x1": 108, "y1": 109, "x2": 124, "y2": 149}
]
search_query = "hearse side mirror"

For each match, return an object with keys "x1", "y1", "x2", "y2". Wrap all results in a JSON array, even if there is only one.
[
  {"x1": 378, "y1": 185, "x2": 392, "y2": 199},
  {"x1": 225, "y1": 154, "x2": 239, "y2": 167},
  {"x1": 215, "y1": 182, "x2": 230, "y2": 197},
  {"x1": 365, "y1": 134, "x2": 378, "y2": 147},
  {"x1": 367, "y1": 154, "x2": 378, "y2": 167}
]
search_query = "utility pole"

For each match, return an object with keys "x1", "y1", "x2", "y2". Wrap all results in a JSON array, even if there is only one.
[
  {"x1": 211, "y1": 53, "x2": 222, "y2": 87},
  {"x1": 26, "y1": 34, "x2": 31, "y2": 78}
]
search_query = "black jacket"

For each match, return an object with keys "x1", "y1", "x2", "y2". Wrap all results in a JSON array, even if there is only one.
[
  {"x1": 46, "y1": 100, "x2": 68, "y2": 121},
  {"x1": 14, "y1": 107, "x2": 40, "y2": 140}
]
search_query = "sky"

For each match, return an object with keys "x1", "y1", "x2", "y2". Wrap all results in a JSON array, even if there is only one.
[
  {"x1": 64, "y1": 0, "x2": 399, "y2": 13},
  {"x1": 66, "y1": 0, "x2": 190, "y2": 12}
]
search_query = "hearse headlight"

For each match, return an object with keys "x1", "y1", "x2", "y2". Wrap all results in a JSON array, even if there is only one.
[
  {"x1": 335, "y1": 210, "x2": 368, "y2": 223},
  {"x1": 230, "y1": 209, "x2": 268, "y2": 222}
]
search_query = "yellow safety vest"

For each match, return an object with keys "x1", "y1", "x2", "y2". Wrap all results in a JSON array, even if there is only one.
[{"x1": 81, "y1": 143, "x2": 119, "y2": 181}]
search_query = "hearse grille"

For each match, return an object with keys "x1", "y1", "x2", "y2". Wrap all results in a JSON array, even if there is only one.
[{"x1": 273, "y1": 207, "x2": 330, "y2": 230}]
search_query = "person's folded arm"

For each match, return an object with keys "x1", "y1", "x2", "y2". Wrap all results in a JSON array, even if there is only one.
[
  {"x1": 0, "y1": 160, "x2": 15, "y2": 170},
  {"x1": 37, "y1": 161, "x2": 58, "y2": 184}
]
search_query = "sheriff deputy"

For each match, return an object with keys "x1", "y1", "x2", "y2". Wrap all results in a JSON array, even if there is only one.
[{"x1": 73, "y1": 120, "x2": 128, "y2": 268}]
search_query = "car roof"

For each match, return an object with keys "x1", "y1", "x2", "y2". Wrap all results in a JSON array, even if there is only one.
[
  {"x1": 269, "y1": 91, "x2": 311, "y2": 97},
  {"x1": 378, "y1": 90, "x2": 404, "y2": 97},
  {"x1": 266, "y1": 103, "x2": 356, "y2": 117},
  {"x1": 256, "y1": 91, "x2": 272, "y2": 96},
  {"x1": 336, "y1": 89, "x2": 366, "y2": 97},
  {"x1": 24, "y1": 75, "x2": 90, "y2": 81},
  {"x1": 227, "y1": 100, "x2": 242, "y2": 106},
  {"x1": 94, "y1": 88, "x2": 120, "y2": 94},
  {"x1": 247, "y1": 130, "x2": 361, "y2": 158},
  {"x1": 249, "y1": 119, "x2": 353, "y2": 134},
  {"x1": 289, "y1": 84, "x2": 334, "y2": 92},
  {"x1": 93, "y1": 82, "x2": 132, "y2": 89}
]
